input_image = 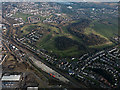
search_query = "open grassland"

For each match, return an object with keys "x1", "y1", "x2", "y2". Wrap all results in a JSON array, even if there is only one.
[
  {"x1": 20, "y1": 17, "x2": 117, "y2": 58},
  {"x1": 93, "y1": 18, "x2": 118, "y2": 38}
]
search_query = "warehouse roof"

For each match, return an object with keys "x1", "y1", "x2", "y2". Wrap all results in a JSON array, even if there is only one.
[{"x1": 1, "y1": 75, "x2": 21, "y2": 81}]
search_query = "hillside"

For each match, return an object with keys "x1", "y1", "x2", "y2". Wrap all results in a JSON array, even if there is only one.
[{"x1": 16, "y1": 2, "x2": 118, "y2": 58}]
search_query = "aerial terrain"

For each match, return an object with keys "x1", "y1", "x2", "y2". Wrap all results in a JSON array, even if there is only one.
[{"x1": 0, "y1": 2, "x2": 120, "y2": 89}]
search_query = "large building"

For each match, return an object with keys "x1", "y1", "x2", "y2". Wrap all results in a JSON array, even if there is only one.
[{"x1": 1, "y1": 74, "x2": 22, "y2": 89}]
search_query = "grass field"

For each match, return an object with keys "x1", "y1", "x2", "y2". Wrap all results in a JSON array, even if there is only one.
[
  {"x1": 13, "y1": 12, "x2": 32, "y2": 22},
  {"x1": 93, "y1": 18, "x2": 118, "y2": 38},
  {"x1": 12, "y1": 12, "x2": 48, "y2": 23},
  {"x1": 19, "y1": 17, "x2": 117, "y2": 58},
  {"x1": 20, "y1": 23, "x2": 84, "y2": 58}
]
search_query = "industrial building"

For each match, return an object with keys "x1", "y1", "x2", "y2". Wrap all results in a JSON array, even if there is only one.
[{"x1": 1, "y1": 73, "x2": 22, "y2": 89}]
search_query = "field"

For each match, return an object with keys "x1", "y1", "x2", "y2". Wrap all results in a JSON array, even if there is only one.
[
  {"x1": 93, "y1": 18, "x2": 118, "y2": 38},
  {"x1": 16, "y1": 5, "x2": 118, "y2": 58},
  {"x1": 19, "y1": 16, "x2": 118, "y2": 58},
  {"x1": 12, "y1": 12, "x2": 32, "y2": 22},
  {"x1": 12, "y1": 12, "x2": 47, "y2": 22}
]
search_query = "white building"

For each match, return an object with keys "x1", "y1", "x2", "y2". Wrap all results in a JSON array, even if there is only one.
[
  {"x1": 1, "y1": 74, "x2": 22, "y2": 89},
  {"x1": 1, "y1": 75, "x2": 21, "y2": 82}
]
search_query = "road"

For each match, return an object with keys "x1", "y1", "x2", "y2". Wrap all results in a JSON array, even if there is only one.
[{"x1": 0, "y1": 55, "x2": 7, "y2": 65}]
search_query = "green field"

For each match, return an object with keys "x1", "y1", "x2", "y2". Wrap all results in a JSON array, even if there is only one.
[
  {"x1": 93, "y1": 18, "x2": 118, "y2": 38},
  {"x1": 12, "y1": 12, "x2": 32, "y2": 22},
  {"x1": 12, "y1": 12, "x2": 49, "y2": 22},
  {"x1": 19, "y1": 17, "x2": 117, "y2": 58}
]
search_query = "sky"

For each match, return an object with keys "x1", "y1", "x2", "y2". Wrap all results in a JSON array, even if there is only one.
[{"x1": 0, "y1": 0, "x2": 119, "y2": 2}]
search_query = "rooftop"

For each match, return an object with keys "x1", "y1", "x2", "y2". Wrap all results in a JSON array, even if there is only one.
[{"x1": 1, "y1": 75, "x2": 21, "y2": 81}]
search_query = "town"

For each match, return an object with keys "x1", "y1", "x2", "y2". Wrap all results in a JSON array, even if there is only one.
[{"x1": 0, "y1": 2, "x2": 120, "y2": 89}]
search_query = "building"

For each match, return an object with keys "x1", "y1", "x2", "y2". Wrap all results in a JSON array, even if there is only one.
[
  {"x1": 27, "y1": 87, "x2": 38, "y2": 90},
  {"x1": 1, "y1": 74, "x2": 22, "y2": 89}
]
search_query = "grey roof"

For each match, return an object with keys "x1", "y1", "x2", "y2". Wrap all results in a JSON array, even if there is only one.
[{"x1": 1, "y1": 75, "x2": 21, "y2": 81}]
